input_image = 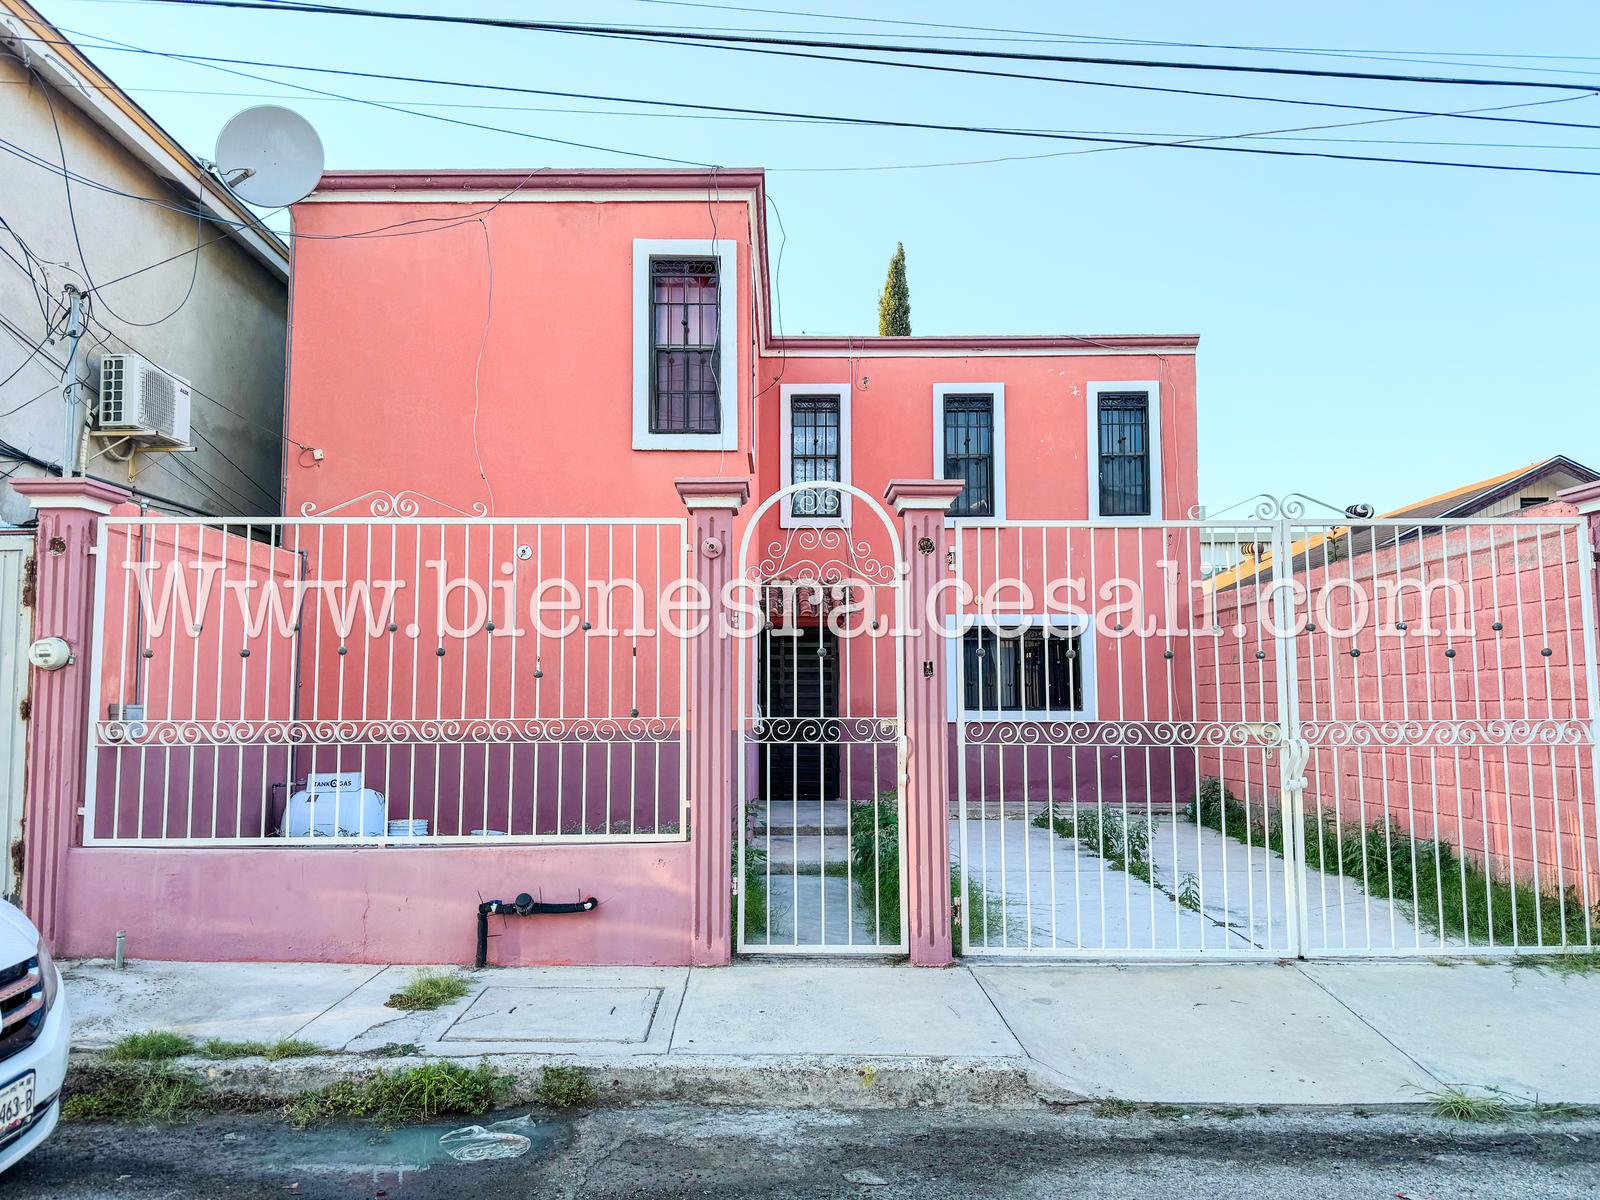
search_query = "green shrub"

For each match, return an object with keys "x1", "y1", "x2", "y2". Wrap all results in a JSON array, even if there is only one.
[{"x1": 1033, "y1": 805, "x2": 1153, "y2": 882}]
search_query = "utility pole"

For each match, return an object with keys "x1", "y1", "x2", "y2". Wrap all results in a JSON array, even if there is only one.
[{"x1": 59, "y1": 284, "x2": 83, "y2": 477}]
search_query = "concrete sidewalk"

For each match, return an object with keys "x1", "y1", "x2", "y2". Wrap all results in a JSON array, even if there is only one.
[{"x1": 62, "y1": 958, "x2": 1600, "y2": 1107}]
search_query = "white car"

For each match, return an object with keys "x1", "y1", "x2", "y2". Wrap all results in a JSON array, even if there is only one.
[{"x1": 0, "y1": 901, "x2": 67, "y2": 1174}]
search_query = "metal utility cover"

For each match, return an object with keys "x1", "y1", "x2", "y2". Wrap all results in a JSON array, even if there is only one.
[{"x1": 444, "y1": 986, "x2": 662, "y2": 1044}]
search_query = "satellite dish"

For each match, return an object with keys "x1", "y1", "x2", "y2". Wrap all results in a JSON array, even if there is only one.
[{"x1": 214, "y1": 106, "x2": 324, "y2": 208}]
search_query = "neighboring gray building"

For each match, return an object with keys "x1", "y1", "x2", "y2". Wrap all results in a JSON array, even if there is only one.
[{"x1": 0, "y1": 0, "x2": 288, "y2": 524}]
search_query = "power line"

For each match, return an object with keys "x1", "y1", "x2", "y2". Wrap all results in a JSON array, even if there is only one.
[
  {"x1": 32, "y1": 65, "x2": 207, "y2": 328},
  {"x1": 36, "y1": 27, "x2": 1600, "y2": 139},
  {"x1": 128, "y1": 0, "x2": 1600, "y2": 92},
  {"x1": 67, "y1": 33, "x2": 1600, "y2": 180},
  {"x1": 24, "y1": 29, "x2": 1600, "y2": 182}
]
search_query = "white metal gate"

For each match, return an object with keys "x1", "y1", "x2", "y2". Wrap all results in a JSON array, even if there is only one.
[
  {"x1": 0, "y1": 536, "x2": 30, "y2": 900},
  {"x1": 735, "y1": 481, "x2": 909, "y2": 954},
  {"x1": 952, "y1": 496, "x2": 1600, "y2": 960}
]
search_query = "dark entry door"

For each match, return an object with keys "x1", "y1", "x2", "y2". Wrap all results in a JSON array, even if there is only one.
[{"x1": 758, "y1": 625, "x2": 840, "y2": 807}]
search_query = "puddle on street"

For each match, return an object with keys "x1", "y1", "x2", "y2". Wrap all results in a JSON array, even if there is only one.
[{"x1": 227, "y1": 1112, "x2": 571, "y2": 1185}]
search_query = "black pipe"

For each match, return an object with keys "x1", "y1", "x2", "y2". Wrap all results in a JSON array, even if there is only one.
[{"x1": 476, "y1": 893, "x2": 599, "y2": 968}]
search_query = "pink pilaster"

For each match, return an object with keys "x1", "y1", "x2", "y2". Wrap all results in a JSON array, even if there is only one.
[
  {"x1": 886, "y1": 479, "x2": 966, "y2": 967},
  {"x1": 675, "y1": 476, "x2": 751, "y2": 966},
  {"x1": 12, "y1": 477, "x2": 130, "y2": 944}
]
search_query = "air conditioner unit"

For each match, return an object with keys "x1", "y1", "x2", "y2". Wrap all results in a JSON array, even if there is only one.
[{"x1": 98, "y1": 353, "x2": 192, "y2": 445}]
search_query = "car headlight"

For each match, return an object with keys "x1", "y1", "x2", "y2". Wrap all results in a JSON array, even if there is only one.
[{"x1": 35, "y1": 937, "x2": 58, "y2": 1014}]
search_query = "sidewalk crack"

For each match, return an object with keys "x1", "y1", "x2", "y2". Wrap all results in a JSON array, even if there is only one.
[{"x1": 1292, "y1": 963, "x2": 1444, "y2": 1086}]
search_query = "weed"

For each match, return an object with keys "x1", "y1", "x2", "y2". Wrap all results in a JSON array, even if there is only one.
[
  {"x1": 1187, "y1": 776, "x2": 1600, "y2": 949},
  {"x1": 850, "y1": 793, "x2": 902, "y2": 944},
  {"x1": 284, "y1": 1060, "x2": 510, "y2": 1128},
  {"x1": 1177, "y1": 872, "x2": 1202, "y2": 912},
  {"x1": 63, "y1": 1063, "x2": 205, "y2": 1122},
  {"x1": 951, "y1": 864, "x2": 1018, "y2": 951},
  {"x1": 106, "y1": 1031, "x2": 194, "y2": 1062},
  {"x1": 367, "y1": 1042, "x2": 423, "y2": 1058},
  {"x1": 384, "y1": 969, "x2": 472, "y2": 1012},
  {"x1": 1034, "y1": 805, "x2": 1154, "y2": 883},
  {"x1": 198, "y1": 1038, "x2": 321, "y2": 1061},
  {"x1": 532, "y1": 1065, "x2": 596, "y2": 1109},
  {"x1": 1422, "y1": 1086, "x2": 1512, "y2": 1122},
  {"x1": 1092, "y1": 1096, "x2": 1136, "y2": 1118},
  {"x1": 739, "y1": 844, "x2": 770, "y2": 942},
  {"x1": 1511, "y1": 950, "x2": 1600, "y2": 975},
  {"x1": 1148, "y1": 1103, "x2": 1186, "y2": 1120}
]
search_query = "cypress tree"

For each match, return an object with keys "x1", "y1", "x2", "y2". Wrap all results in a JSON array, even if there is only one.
[{"x1": 877, "y1": 242, "x2": 911, "y2": 336}]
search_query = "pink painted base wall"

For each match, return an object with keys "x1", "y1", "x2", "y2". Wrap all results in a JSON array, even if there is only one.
[{"x1": 55, "y1": 843, "x2": 695, "y2": 965}]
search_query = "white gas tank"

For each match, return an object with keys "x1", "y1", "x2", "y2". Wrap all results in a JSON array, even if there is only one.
[{"x1": 282, "y1": 772, "x2": 386, "y2": 838}]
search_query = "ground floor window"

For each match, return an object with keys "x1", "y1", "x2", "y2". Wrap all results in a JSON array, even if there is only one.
[{"x1": 959, "y1": 622, "x2": 1088, "y2": 716}]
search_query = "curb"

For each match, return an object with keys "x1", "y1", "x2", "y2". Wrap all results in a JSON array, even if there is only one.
[{"x1": 68, "y1": 1051, "x2": 1083, "y2": 1111}]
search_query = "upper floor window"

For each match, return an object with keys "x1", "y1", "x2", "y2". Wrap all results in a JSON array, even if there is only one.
[
  {"x1": 935, "y1": 385, "x2": 1005, "y2": 520},
  {"x1": 650, "y1": 258, "x2": 721, "y2": 435},
  {"x1": 1088, "y1": 381, "x2": 1161, "y2": 519},
  {"x1": 780, "y1": 383, "x2": 851, "y2": 525},
  {"x1": 633, "y1": 239, "x2": 738, "y2": 451}
]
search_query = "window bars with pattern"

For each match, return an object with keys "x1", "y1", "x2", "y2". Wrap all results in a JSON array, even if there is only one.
[
  {"x1": 961, "y1": 626, "x2": 1084, "y2": 713},
  {"x1": 1097, "y1": 391, "x2": 1152, "y2": 517},
  {"x1": 650, "y1": 258, "x2": 721, "y2": 435},
  {"x1": 943, "y1": 395, "x2": 995, "y2": 518},
  {"x1": 790, "y1": 396, "x2": 842, "y2": 517}
]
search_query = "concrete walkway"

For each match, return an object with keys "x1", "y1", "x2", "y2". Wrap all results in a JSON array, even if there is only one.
[{"x1": 62, "y1": 957, "x2": 1600, "y2": 1107}]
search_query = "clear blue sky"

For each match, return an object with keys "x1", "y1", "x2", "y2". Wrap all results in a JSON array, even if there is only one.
[{"x1": 32, "y1": 0, "x2": 1600, "y2": 513}]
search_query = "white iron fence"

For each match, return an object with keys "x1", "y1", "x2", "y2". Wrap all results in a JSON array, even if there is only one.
[
  {"x1": 951, "y1": 499, "x2": 1600, "y2": 959},
  {"x1": 85, "y1": 508, "x2": 689, "y2": 844}
]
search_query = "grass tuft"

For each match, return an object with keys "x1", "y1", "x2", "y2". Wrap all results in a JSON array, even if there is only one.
[
  {"x1": 532, "y1": 1065, "x2": 596, "y2": 1109},
  {"x1": 106, "y1": 1031, "x2": 195, "y2": 1062},
  {"x1": 1422, "y1": 1086, "x2": 1512, "y2": 1122},
  {"x1": 384, "y1": 969, "x2": 472, "y2": 1012},
  {"x1": 63, "y1": 1063, "x2": 206, "y2": 1122},
  {"x1": 739, "y1": 844, "x2": 770, "y2": 943},
  {"x1": 283, "y1": 1060, "x2": 510, "y2": 1128},
  {"x1": 198, "y1": 1037, "x2": 322, "y2": 1061},
  {"x1": 1511, "y1": 950, "x2": 1600, "y2": 975}
]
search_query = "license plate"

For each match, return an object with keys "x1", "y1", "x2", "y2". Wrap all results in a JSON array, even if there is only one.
[{"x1": 0, "y1": 1072, "x2": 34, "y2": 1133}]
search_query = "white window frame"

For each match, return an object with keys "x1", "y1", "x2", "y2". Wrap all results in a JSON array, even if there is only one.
[
  {"x1": 632, "y1": 238, "x2": 739, "y2": 451},
  {"x1": 932, "y1": 383, "x2": 1006, "y2": 527},
  {"x1": 779, "y1": 383, "x2": 852, "y2": 527},
  {"x1": 943, "y1": 614, "x2": 1097, "y2": 723},
  {"x1": 1087, "y1": 380, "x2": 1161, "y2": 520}
]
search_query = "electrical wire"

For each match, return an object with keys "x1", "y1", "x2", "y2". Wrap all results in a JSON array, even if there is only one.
[
  {"x1": 468, "y1": 217, "x2": 495, "y2": 515},
  {"x1": 33, "y1": 65, "x2": 207, "y2": 328},
  {"x1": 25, "y1": 31, "x2": 1600, "y2": 181},
  {"x1": 123, "y1": 1, "x2": 1600, "y2": 92},
  {"x1": 32, "y1": 28, "x2": 1600, "y2": 137}
]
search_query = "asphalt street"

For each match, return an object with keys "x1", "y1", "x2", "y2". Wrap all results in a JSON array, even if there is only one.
[{"x1": 8, "y1": 1107, "x2": 1600, "y2": 1198}]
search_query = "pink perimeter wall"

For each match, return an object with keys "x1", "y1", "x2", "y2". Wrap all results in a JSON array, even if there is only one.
[{"x1": 55, "y1": 842, "x2": 693, "y2": 965}]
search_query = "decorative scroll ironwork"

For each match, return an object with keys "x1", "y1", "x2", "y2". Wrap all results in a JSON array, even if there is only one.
[
  {"x1": 746, "y1": 716, "x2": 899, "y2": 744},
  {"x1": 298, "y1": 489, "x2": 490, "y2": 518},
  {"x1": 959, "y1": 720, "x2": 1284, "y2": 749},
  {"x1": 98, "y1": 717, "x2": 680, "y2": 747},
  {"x1": 752, "y1": 520, "x2": 900, "y2": 587},
  {"x1": 1300, "y1": 719, "x2": 1593, "y2": 748}
]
